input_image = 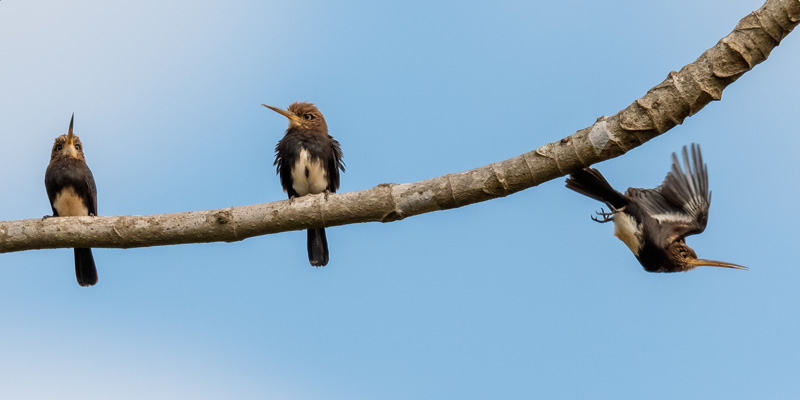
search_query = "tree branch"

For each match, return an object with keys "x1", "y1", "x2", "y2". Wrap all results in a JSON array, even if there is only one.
[{"x1": 2, "y1": 0, "x2": 798, "y2": 253}]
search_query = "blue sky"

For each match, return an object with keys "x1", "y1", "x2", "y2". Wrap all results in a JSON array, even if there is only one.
[{"x1": 1, "y1": 0, "x2": 799, "y2": 398}]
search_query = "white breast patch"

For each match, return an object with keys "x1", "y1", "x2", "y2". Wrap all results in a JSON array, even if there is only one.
[
  {"x1": 53, "y1": 186, "x2": 89, "y2": 217},
  {"x1": 291, "y1": 148, "x2": 328, "y2": 196},
  {"x1": 613, "y1": 212, "x2": 642, "y2": 256}
]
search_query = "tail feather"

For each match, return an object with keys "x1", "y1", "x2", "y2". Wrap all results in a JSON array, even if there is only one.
[
  {"x1": 74, "y1": 248, "x2": 98, "y2": 287},
  {"x1": 565, "y1": 168, "x2": 628, "y2": 209},
  {"x1": 307, "y1": 228, "x2": 329, "y2": 267}
]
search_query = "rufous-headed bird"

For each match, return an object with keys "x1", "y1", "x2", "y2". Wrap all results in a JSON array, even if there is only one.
[
  {"x1": 263, "y1": 102, "x2": 344, "y2": 267},
  {"x1": 565, "y1": 144, "x2": 746, "y2": 273},
  {"x1": 44, "y1": 114, "x2": 99, "y2": 286}
]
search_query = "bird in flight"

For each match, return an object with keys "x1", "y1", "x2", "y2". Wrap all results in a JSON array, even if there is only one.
[{"x1": 565, "y1": 144, "x2": 746, "y2": 272}]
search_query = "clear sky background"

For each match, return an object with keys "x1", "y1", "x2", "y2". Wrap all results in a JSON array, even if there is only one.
[{"x1": 1, "y1": 0, "x2": 798, "y2": 399}]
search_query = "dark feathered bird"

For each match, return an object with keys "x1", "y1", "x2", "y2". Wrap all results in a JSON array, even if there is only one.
[
  {"x1": 565, "y1": 144, "x2": 746, "y2": 272},
  {"x1": 44, "y1": 114, "x2": 99, "y2": 286},
  {"x1": 263, "y1": 102, "x2": 344, "y2": 267}
]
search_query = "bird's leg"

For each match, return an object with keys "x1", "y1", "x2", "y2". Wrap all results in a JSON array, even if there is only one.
[{"x1": 324, "y1": 189, "x2": 331, "y2": 201}]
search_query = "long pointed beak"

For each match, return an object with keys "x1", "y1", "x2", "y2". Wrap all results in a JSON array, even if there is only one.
[
  {"x1": 262, "y1": 104, "x2": 301, "y2": 126},
  {"x1": 688, "y1": 258, "x2": 748, "y2": 271},
  {"x1": 67, "y1": 113, "x2": 75, "y2": 146}
]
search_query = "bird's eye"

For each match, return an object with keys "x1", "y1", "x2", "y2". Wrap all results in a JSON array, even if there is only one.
[
  {"x1": 75, "y1": 144, "x2": 81, "y2": 151},
  {"x1": 55, "y1": 144, "x2": 62, "y2": 151},
  {"x1": 680, "y1": 251, "x2": 687, "y2": 258},
  {"x1": 303, "y1": 114, "x2": 313, "y2": 120}
]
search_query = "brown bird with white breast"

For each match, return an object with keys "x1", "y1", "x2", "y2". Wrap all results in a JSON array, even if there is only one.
[
  {"x1": 263, "y1": 102, "x2": 344, "y2": 267},
  {"x1": 565, "y1": 144, "x2": 746, "y2": 273},
  {"x1": 44, "y1": 114, "x2": 99, "y2": 286}
]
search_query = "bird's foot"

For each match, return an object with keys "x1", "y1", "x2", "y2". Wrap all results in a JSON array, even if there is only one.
[
  {"x1": 591, "y1": 208, "x2": 616, "y2": 223},
  {"x1": 324, "y1": 190, "x2": 330, "y2": 201},
  {"x1": 288, "y1": 196, "x2": 297, "y2": 204},
  {"x1": 42, "y1": 215, "x2": 54, "y2": 221}
]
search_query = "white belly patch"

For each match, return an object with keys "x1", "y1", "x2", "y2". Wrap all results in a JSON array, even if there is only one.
[
  {"x1": 291, "y1": 148, "x2": 328, "y2": 196},
  {"x1": 613, "y1": 213, "x2": 642, "y2": 256},
  {"x1": 53, "y1": 186, "x2": 89, "y2": 217}
]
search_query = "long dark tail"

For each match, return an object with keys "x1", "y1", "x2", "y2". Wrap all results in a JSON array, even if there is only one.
[
  {"x1": 74, "y1": 248, "x2": 98, "y2": 287},
  {"x1": 307, "y1": 228, "x2": 329, "y2": 267},
  {"x1": 565, "y1": 168, "x2": 628, "y2": 209}
]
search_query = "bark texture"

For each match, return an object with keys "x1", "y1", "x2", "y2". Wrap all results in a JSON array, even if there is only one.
[{"x1": 1, "y1": 0, "x2": 798, "y2": 253}]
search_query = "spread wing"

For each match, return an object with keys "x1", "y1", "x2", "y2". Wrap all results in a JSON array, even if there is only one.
[
  {"x1": 626, "y1": 144, "x2": 710, "y2": 242},
  {"x1": 658, "y1": 143, "x2": 710, "y2": 237}
]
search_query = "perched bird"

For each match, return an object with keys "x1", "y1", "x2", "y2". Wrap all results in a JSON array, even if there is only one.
[
  {"x1": 263, "y1": 102, "x2": 344, "y2": 267},
  {"x1": 565, "y1": 144, "x2": 746, "y2": 273},
  {"x1": 44, "y1": 114, "x2": 99, "y2": 286}
]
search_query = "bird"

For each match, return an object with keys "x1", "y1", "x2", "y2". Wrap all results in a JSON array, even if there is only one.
[
  {"x1": 263, "y1": 102, "x2": 344, "y2": 267},
  {"x1": 565, "y1": 144, "x2": 746, "y2": 273},
  {"x1": 44, "y1": 114, "x2": 99, "y2": 286}
]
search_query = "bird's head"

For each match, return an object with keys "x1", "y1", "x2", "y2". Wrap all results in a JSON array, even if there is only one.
[
  {"x1": 50, "y1": 113, "x2": 86, "y2": 161},
  {"x1": 262, "y1": 102, "x2": 328, "y2": 134},
  {"x1": 668, "y1": 241, "x2": 747, "y2": 272}
]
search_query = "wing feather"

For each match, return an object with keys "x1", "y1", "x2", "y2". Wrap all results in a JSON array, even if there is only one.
[
  {"x1": 625, "y1": 144, "x2": 710, "y2": 243},
  {"x1": 658, "y1": 143, "x2": 710, "y2": 236}
]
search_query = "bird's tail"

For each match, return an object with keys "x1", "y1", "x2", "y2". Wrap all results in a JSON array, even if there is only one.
[
  {"x1": 74, "y1": 248, "x2": 98, "y2": 287},
  {"x1": 307, "y1": 228, "x2": 329, "y2": 267},
  {"x1": 565, "y1": 168, "x2": 628, "y2": 209}
]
